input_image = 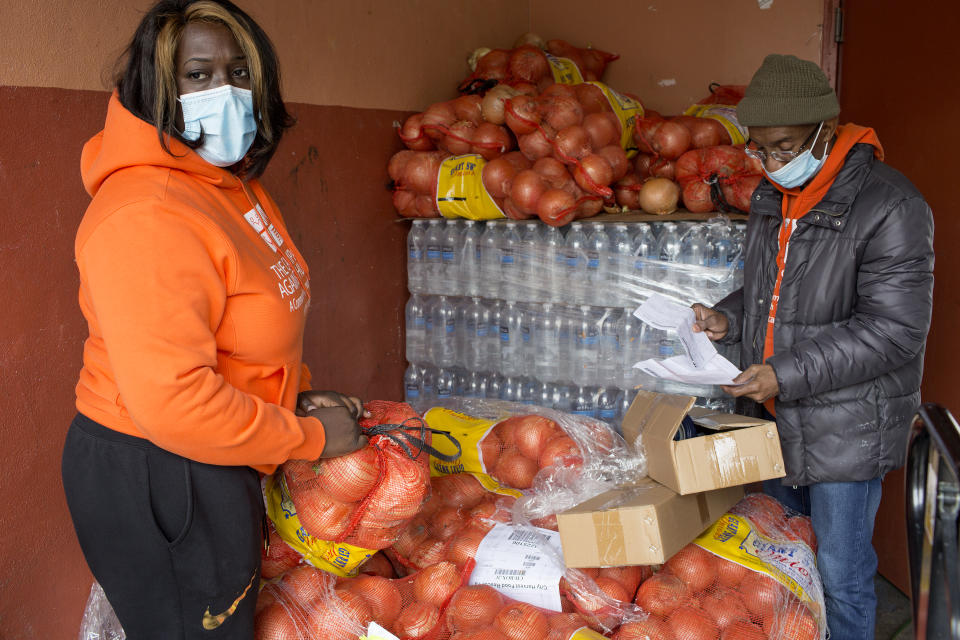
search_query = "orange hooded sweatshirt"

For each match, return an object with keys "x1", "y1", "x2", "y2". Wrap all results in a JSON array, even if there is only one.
[
  {"x1": 75, "y1": 93, "x2": 324, "y2": 473},
  {"x1": 762, "y1": 124, "x2": 883, "y2": 415}
]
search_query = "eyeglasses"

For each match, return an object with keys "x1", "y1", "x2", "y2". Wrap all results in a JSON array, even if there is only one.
[{"x1": 744, "y1": 123, "x2": 821, "y2": 163}]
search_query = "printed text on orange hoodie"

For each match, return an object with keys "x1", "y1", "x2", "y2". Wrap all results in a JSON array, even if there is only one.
[{"x1": 75, "y1": 93, "x2": 324, "y2": 473}]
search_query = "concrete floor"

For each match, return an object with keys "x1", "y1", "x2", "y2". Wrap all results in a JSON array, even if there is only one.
[{"x1": 875, "y1": 573, "x2": 913, "y2": 640}]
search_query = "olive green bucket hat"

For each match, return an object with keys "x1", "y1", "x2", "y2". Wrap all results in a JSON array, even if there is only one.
[{"x1": 737, "y1": 54, "x2": 840, "y2": 126}]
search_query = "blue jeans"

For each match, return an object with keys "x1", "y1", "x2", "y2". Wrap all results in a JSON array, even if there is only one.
[{"x1": 762, "y1": 478, "x2": 883, "y2": 640}]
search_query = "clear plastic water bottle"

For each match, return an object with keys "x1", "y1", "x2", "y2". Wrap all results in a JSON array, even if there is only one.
[
  {"x1": 462, "y1": 297, "x2": 488, "y2": 372},
  {"x1": 573, "y1": 305, "x2": 600, "y2": 386},
  {"x1": 479, "y1": 222, "x2": 501, "y2": 300},
  {"x1": 535, "y1": 380, "x2": 558, "y2": 408},
  {"x1": 499, "y1": 300, "x2": 523, "y2": 377},
  {"x1": 403, "y1": 362, "x2": 422, "y2": 407},
  {"x1": 680, "y1": 223, "x2": 710, "y2": 298},
  {"x1": 564, "y1": 222, "x2": 588, "y2": 304},
  {"x1": 464, "y1": 370, "x2": 487, "y2": 398},
  {"x1": 585, "y1": 222, "x2": 611, "y2": 306},
  {"x1": 572, "y1": 384, "x2": 598, "y2": 417},
  {"x1": 441, "y1": 219, "x2": 461, "y2": 296},
  {"x1": 485, "y1": 299, "x2": 503, "y2": 374},
  {"x1": 617, "y1": 308, "x2": 647, "y2": 388},
  {"x1": 554, "y1": 383, "x2": 574, "y2": 412},
  {"x1": 407, "y1": 219, "x2": 426, "y2": 294},
  {"x1": 424, "y1": 219, "x2": 444, "y2": 295},
  {"x1": 534, "y1": 303, "x2": 562, "y2": 383},
  {"x1": 432, "y1": 295, "x2": 457, "y2": 368},
  {"x1": 499, "y1": 221, "x2": 522, "y2": 301},
  {"x1": 598, "y1": 386, "x2": 623, "y2": 423},
  {"x1": 404, "y1": 293, "x2": 427, "y2": 365},
  {"x1": 652, "y1": 326, "x2": 681, "y2": 359},
  {"x1": 631, "y1": 223, "x2": 656, "y2": 303},
  {"x1": 520, "y1": 377, "x2": 538, "y2": 405},
  {"x1": 500, "y1": 376, "x2": 521, "y2": 403},
  {"x1": 656, "y1": 222, "x2": 682, "y2": 292},
  {"x1": 520, "y1": 302, "x2": 536, "y2": 378},
  {"x1": 707, "y1": 221, "x2": 735, "y2": 301},
  {"x1": 607, "y1": 223, "x2": 633, "y2": 308},
  {"x1": 486, "y1": 372, "x2": 504, "y2": 400},
  {"x1": 557, "y1": 304, "x2": 574, "y2": 383},
  {"x1": 598, "y1": 307, "x2": 622, "y2": 386},
  {"x1": 542, "y1": 225, "x2": 564, "y2": 304},
  {"x1": 453, "y1": 297, "x2": 471, "y2": 368},
  {"x1": 436, "y1": 367, "x2": 456, "y2": 401},
  {"x1": 422, "y1": 295, "x2": 436, "y2": 365},
  {"x1": 519, "y1": 222, "x2": 541, "y2": 302},
  {"x1": 460, "y1": 220, "x2": 482, "y2": 298},
  {"x1": 421, "y1": 365, "x2": 436, "y2": 408}
]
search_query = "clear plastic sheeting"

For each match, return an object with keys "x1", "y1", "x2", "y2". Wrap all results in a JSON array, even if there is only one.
[
  {"x1": 404, "y1": 216, "x2": 745, "y2": 431},
  {"x1": 77, "y1": 582, "x2": 125, "y2": 640},
  {"x1": 407, "y1": 217, "x2": 746, "y2": 309}
]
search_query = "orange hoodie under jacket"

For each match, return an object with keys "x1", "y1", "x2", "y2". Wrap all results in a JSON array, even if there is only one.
[
  {"x1": 761, "y1": 124, "x2": 883, "y2": 415},
  {"x1": 75, "y1": 93, "x2": 324, "y2": 473}
]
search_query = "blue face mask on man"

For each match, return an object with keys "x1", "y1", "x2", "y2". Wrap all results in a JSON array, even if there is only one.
[
  {"x1": 179, "y1": 84, "x2": 257, "y2": 167},
  {"x1": 765, "y1": 121, "x2": 827, "y2": 189}
]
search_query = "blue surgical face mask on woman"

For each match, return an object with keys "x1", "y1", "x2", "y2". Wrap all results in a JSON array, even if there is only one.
[
  {"x1": 179, "y1": 84, "x2": 257, "y2": 167},
  {"x1": 765, "y1": 121, "x2": 828, "y2": 189}
]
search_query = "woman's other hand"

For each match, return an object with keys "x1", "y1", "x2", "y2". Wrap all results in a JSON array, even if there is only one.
[{"x1": 296, "y1": 390, "x2": 370, "y2": 420}]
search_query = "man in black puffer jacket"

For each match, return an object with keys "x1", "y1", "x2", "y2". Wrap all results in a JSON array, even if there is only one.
[{"x1": 693, "y1": 55, "x2": 934, "y2": 640}]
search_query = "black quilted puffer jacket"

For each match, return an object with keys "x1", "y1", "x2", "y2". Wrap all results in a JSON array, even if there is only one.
[{"x1": 714, "y1": 143, "x2": 934, "y2": 486}]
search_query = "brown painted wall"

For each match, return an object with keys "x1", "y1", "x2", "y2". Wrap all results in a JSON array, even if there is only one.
[
  {"x1": 0, "y1": 0, "x2": 526, "y2": 110},
  {"x1": 839, "y1": 1, "x2": 960, "y2": 595},
  {"x1": 530, "y1": 0, "x2": 823, "y2": 114}
]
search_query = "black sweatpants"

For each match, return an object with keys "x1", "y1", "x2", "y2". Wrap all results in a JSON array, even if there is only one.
[{"x1": 62, "y1": 414, "x2": 265, "y2": 640}]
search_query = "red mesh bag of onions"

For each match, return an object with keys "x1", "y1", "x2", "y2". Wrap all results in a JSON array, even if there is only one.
[
  {"x1": 458, "y1": 37, "x2": 618, "y2": 95},
  {"x1": 675, "y1": 145, "x2": 763, "y2": 213},
  {"x1": 624, "y1": 493, "x2": 825, "y2": 640},
  {"x1": 398, "y1": 95, "x2": 516, "y2": 160},
  {"x1": 264, "y1": 401, "x2": 462, "y2": 577}
]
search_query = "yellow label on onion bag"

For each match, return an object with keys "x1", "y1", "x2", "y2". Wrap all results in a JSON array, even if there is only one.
[
  {"x1": 586, "y1": 81, "x2": 645, "y2": 157},
  {"x1": 694, "y1": 513, "x2": 825, "y2": 621},
  {"x1": 568, "y1": 628, "x2": 607, "y2": 640},
  {"x1": 436, "y1": 154, "x2": 506, "y2": 221},
  {"x1": 423, "y1": 407, "x2": 522, "y2": 498},
  {"x1": 264, "y1": 473, "x2": 376, "y2": 577},
  {"x1": 683, "y1": 103, "x2": 748, "y2": 145},
  {"x1": 546, "y1": 54, "x2": 584, "y2": 85}
]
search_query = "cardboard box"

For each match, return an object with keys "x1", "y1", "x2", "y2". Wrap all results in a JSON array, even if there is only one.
[
  {"x1": 622, "y1": 391, "x2": 785, "y2": 495},
  {"x1": 556, "y1": 478, "x2": 743, "y2": 567}
]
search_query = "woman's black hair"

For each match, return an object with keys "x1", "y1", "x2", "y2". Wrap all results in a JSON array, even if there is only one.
[{"x1": 115, "y1": 0, "x2": 294, "y2": 178}]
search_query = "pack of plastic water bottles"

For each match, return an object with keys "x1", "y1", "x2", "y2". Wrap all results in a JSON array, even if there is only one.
[{"x1": 402, "y1": 216, "x2": 745, "y2": 429}]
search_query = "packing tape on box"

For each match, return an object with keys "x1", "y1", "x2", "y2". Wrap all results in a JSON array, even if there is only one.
[
  {"x1": 592, "y1": 509, "x2": 628, "y2": 567},
  {"x1": 708, "y1": 433, "x2": 761, "y2": 486}
]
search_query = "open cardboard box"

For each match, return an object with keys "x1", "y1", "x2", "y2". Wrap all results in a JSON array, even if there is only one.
[
  {"x1": 622, "y1": 391, "x2": 785, "y2": 495},
  {"x1": 556, "y1": 477, "x2": 743, "y2": 567}
]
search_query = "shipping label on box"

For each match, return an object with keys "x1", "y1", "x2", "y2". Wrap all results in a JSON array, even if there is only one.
[
  {"x1": 556, "y1": 477, "x2": 743, "y2": 568},
  {"x1": 622, "y1": 391, "x2": 785, "y2": 495}
]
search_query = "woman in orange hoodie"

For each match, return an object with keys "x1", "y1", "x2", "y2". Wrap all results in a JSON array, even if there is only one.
[{"x1": 61, "y1": 2, "x2": 367, "y2": 637}]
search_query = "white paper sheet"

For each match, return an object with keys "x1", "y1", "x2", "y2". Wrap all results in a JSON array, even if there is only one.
[
  {"x1": 469, "y1": 523, "x2": 565, "y2": 612},
  {"x1": 633, "y1": 295, "x2": 743, "y2": 385}
]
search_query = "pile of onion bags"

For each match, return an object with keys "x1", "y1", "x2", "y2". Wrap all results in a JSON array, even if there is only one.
[
  {"x1": 502, "y1": 82, "x2": 632, "y2": 225},
  {"x1": 255, "y1": 566, "x2": 367, "y2": 640},
  {"x1": 623, "y1": 493, "x2": 824, "y2": 640},
  {"x1": 560, "y1": 565, "x2": 656, "y2": 633},
  {"x1": 279, "y1": 400, "x2": 432, "y2": 550}
]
